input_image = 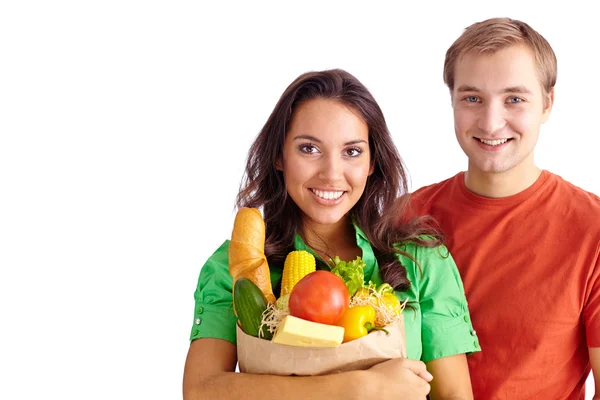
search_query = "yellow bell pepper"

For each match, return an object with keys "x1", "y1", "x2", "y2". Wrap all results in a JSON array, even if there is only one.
[
  {"x1": 335, "y1": 305, "x2": 389, "y2": 343},
  {"x1": 354, "y1": 284, "x2": 402, "y2": 316},
  {"x1": 354, "y1": 287, "x2": 371, "y2": 298},
  {"x1": 380, "y1": 292, "x2": 401, "y2": 314}
]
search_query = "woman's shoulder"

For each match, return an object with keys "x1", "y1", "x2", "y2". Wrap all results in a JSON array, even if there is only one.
[
  {"x1": 211, "y1": 239, "x2": 231, "y2": 257},
  {"x1": 394, "y1": 235, "x2": 450, "y2": 262},
  {"x1": 393, "y1": 236, "x2": 459, "y2": 290},
  {"x1": 200, "y1": 239, "x2": 231, "y2": 271}
]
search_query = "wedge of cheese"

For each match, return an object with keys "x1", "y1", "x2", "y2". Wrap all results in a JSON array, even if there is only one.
[{"x1": 272, "y1": 315, "x2": 344, "y2": 347}]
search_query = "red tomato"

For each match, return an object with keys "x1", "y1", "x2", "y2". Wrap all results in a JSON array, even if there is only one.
[{"x1": 289, "y1": 270, "x2": 349, "y2": 325}]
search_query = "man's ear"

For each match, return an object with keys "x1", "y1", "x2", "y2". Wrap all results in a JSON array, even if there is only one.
[{"x1": 541, "y1": 87, "x2": 555, "y2": 124}]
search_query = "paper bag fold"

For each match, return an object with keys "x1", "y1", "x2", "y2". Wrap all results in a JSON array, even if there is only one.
[{"x1": 236, "y1": 315, "x2": 406, "y2": 376}]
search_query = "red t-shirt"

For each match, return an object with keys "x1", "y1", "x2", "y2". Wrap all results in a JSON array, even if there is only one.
[{"x1": 409, "y1": 170, "x2": 600, "y2": 399}]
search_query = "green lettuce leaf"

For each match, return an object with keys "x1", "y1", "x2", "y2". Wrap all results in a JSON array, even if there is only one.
[{"x1": 330, "y1": 256, "x2": 366, "y2": 296}]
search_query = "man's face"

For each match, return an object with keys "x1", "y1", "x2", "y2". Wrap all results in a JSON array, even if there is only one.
[{"x1": 451, "y1": 44, "x2": 553, "y2": 176}]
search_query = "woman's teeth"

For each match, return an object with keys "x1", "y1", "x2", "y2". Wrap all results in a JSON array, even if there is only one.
[
  {"x1": 311, "y1": 189, "x2": 344, "y2": 200},
  {"x1": 478, "y1": 138, "x2": 509, "y2": 146}
]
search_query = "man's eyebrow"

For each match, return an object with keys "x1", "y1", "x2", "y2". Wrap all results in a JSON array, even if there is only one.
[
  {"x1": 503, "y1": 86, "x2": 533, "y2": 94},
  {"x1": 456, "y1": 84, "x2": 533, "y2": 94},
  {"x1": 292, "y1": 135, "x2": 368, "y2": 146},
  {"x1": 456, "y1": 85, "x2": 480, "y2": 92}
]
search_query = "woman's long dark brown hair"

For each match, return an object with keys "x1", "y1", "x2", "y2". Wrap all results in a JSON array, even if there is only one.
[{"x1": 236, "y1": 69, "x2": 442, "y2": 291}]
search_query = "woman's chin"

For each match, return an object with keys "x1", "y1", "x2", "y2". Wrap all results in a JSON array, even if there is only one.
[{"x1": 304, "y1": 210, "x2": 349, "y2": 227}]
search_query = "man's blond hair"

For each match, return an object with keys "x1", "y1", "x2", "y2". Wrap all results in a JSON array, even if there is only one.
[{"x1": 444, "y1": 18, "x2": 557, "y2": 97}]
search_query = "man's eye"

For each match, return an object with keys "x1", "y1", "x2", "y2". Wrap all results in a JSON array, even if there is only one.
[
  {"x1": 465, "y1": 96, "x2": 479, "y2": 103},
  {"x1": 507, "y1": 97, "x2": 523, "y2": 103},
  {"x1": 299, "y1": 144, "x2": 318, "y2": 154}
]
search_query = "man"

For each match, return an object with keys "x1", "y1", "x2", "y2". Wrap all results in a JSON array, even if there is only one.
[{"x1": 408, "y1": 18, "x2": 600, "y2": 399}]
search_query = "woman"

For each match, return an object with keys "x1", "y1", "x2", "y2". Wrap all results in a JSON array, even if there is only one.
[{"x1": 183, "y1": 69, "x2": 478, "y2": 399}]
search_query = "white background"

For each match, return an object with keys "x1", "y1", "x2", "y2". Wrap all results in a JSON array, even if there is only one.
[{"x1": 1, "y1": 1, "x2": 598, "y2": 399}]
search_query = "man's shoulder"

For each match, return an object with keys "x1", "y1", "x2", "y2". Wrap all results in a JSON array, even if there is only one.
[
  {"x1": 411, "y1": 173, "x2": 462, "y2": 200},
  {"x1": 406, "y1": 173, "x2": 462, "y2": 218},
  {"x1": 549, "y1": 171, "x2": 600, "y2": 210},
  {"x1": 547, "y1": 172, "x2": 600, "y2": 236}
]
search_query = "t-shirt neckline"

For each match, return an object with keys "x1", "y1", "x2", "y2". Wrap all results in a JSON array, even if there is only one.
[{"x1": 456, "y1": 170, "x2": 552, "y2": 207}]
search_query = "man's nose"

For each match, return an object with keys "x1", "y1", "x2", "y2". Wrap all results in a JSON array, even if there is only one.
[{"x1": 477, "y1": 102, "x2": 506, "y2": 134}]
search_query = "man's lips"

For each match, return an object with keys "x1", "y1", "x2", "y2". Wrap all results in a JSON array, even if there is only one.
[{"x1": 475, "y1": 137, "x2": 513, "y2": 146}]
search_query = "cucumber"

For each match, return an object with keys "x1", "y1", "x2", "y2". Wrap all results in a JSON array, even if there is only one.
[{"x1": 234, "y1": 278, "x2": 272, "y2": 339}]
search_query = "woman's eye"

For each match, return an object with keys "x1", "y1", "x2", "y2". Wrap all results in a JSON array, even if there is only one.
[
  {"x1": 299, "y1": 144, "x2": 319, "y2": 154},
  {"x1": 345, "y1": 147, "x2": 363, "y2": 157},
  {"x1": 507, "y1": 97, "x2": 523, "y2": 103}
]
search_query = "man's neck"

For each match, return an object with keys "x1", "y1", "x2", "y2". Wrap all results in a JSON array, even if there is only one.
[{"x1": 465, "y1": 162, "x2": 542, "y2": 198}]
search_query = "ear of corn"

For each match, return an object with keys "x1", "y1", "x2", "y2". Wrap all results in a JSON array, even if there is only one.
[{"x1": 281, "y1": 250, "x2": 316, "y2": 296}]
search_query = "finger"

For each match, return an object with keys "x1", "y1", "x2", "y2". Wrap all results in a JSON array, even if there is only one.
[
  {"x1": 417, "y1": 370, "x2": 433, "y2": 382},
  {"x1": 421, "y1": 382, "x2": 431, "y2": 396},
  {"x1": 403, "y1": 359, "x2": 433, "y2": 382}
]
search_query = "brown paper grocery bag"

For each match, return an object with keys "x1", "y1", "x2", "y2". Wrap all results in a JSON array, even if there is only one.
[{"x1": 236, "y1": 315, "x2": 406, "y2": 376}]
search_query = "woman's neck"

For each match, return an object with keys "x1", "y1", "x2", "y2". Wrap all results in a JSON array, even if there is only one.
[{"x1": 300, "y1": 216, "x2": 360, "y2": 262}]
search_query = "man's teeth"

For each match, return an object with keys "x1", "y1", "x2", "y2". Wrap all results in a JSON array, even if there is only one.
[
  {"x1": 479, "y1": 138, "x2": 509, "y2": 146},
  {"x1": 311, "y1": 189, "x2": 344, "y2": 200}
]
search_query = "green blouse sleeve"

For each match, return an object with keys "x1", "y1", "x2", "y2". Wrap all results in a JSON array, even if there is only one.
[
  {"x1": 189, "y1": 240, "x2": 238, "y2": 345},
  {"x1": 399, "y1": 241, "x2": 480, "y2": 363}
]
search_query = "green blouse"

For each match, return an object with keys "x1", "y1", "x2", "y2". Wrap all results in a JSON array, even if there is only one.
[{"x1": 189, "y1": 225, "x2": 480, "y2": 362}]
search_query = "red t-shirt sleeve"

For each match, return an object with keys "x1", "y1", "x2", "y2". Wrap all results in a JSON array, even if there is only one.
[{"x1": 584, "y1": 245, "x2": 600, "y2": 347}]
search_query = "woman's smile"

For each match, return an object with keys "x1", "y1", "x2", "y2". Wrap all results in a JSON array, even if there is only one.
[{"x1": 308, "y1": 188, "x2": 347, "y2": 205}]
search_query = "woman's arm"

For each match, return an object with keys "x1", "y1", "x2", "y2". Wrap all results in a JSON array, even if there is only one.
[
  {"x1": 183, "y1": 338, "x2": 433, "y2": 400},
  {"x1": 426, "y1": 354, "x2": 473, "y2": 400},
  {"x1": 398, "y1": 242, "x2": 477, "y2": 399}
]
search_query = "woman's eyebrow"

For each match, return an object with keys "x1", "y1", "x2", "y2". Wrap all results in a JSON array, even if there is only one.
[
  {"x1": 292, "y1": 135, "x2": 321, "y2": 143},
  {"x1": 292, "y1": 135, "x2": 367, "y2": 146},
  {"x1": 344, "y1": 139, "x2": 368, "y2": 145}
]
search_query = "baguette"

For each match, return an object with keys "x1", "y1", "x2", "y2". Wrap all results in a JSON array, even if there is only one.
[{"x1": 229, "y1": 207, "x2": 276, "y2": 305}]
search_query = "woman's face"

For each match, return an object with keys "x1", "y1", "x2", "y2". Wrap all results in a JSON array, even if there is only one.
[{"x1": 279, "y1": 98, "x2": 373, "y2": 228}]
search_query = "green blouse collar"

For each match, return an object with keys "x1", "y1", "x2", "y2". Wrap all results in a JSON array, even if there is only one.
[{"x1": 292, "y1": 220, "x2": 382, "y2": 286}]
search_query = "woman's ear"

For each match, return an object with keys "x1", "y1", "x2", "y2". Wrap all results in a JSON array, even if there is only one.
[
  {"x1": 368, "y1": 163, "x2": 375, "y2": 176},
  {"x1": 275, "y1": 159, "x2": 283, "y2": 171}
]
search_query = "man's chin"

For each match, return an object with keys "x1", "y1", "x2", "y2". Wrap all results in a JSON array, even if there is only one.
[{"x1": 469, "y1": 158, "x2": 514, "y2": 175}]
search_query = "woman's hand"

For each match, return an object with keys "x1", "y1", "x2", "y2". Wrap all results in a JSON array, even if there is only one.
[
  {"x1": 365, "y1": 358, "x2": 433, "y2": 399},
  {"x1": 183, "y1": 339, "x2": 434, "y2": 400}
]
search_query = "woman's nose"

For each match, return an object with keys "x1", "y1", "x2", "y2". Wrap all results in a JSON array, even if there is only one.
[{"x1": 318, "y1": 155, "x2": 343, "y2": 182}]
